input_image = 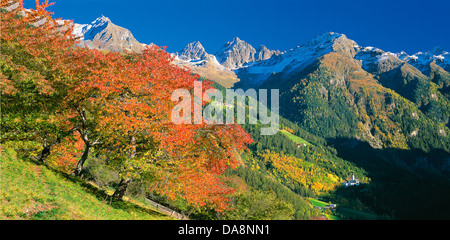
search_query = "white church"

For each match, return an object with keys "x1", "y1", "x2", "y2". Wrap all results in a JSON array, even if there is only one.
[{"x1": 341, "y1": 172, "x2": 360, "y2": 187}]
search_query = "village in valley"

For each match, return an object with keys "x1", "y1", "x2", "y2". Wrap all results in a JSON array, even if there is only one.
[{"x1": 310, "y1": 173, "x2": 363, "y2": 220}]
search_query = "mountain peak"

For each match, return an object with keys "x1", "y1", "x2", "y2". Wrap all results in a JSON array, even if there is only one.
[
  {"x1": 256, "y1": 44, "x2": 268, "y2": 50},
  {"x1": 177, "y1": 41, "x2": 209, "y2": 62},
  {"x1": 255, "y1": 44, "x2": 281, "y2": 61},
  {"x1": 215, "y1": 37, "x2": 257, "y2": 69},
  {"x1": 395, "y1": 51, "x2": 410, "y2": 61},
  {"x1": 231, "y1": 37, "x2": 241, "y2": 42},
  {"x1": 302, "y1": 32, "x2": 347, "y2": 49},
  {"x1": 91, "y1": 15, "x2": 111, "y2": 27},
  {"x1": 79, "y1": 15, "x2": 113, "y2": 41},
  {"x1": 290, "y1": 32, "x2": 357, "y2": 58},
  {"x1": 311, "y1": 32, "x2": 344, "y2": 43},
  {"x1": 73, "y1": 15, "x2": 146, "y2": 53},
  {"x1": 223, "y1": 37, "x2": 247, "y2": 47},
  {"x1": 190, "y1": 41, "x2": 204, "y2": 48}
]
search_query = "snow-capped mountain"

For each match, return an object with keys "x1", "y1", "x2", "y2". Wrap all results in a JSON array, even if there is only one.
[
  {"x1": 214, "y1": 37, "x2": 281, "y2": 70},
  {"x1": 398, "y1": 47, "x2": 450, "y2": 74},
  {"x1": 395, "y1": 51, "x2": 410, "y2": 61},
  {"x1": 232, "y1": 32, "x2": 450, "y2": 90},
  {"x1": 354, "y1": 46, "x2": 403, "y2": 74},
  {"x1": 354, "y1": 46, "x2": 450, "y2": 77},
  {"x1": 69, "y1": 16, "x2": 282, "y2": 87},
  {"x1": 70, "y1": 16, "x2": 449, "y2": 91},
  {"x1": 173, "y1": 39, "x2": 281, "y2": 87},
  {"x1": 223, "y1": 31, "x2": 450, "y2": 155},
  {"x1": 174, "y1": 41, "x2": 227, "y2": 70},
  {"x1": 73, "y1": 16, "x2": 146, "y2": 53},
  {"x1": 173, "y1": 41, "x2": 239, "y2": 88},
  {"x1": 215, "y1": 37, "x2": 259, "y2": 69},
  {"x1": 235, "y1": 32, "x2": 359, "y2": 88},
  {"x1": 176, "y1": 41, "x2": 210, "y2": 62}
]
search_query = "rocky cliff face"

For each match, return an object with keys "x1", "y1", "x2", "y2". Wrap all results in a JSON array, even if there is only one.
[
  {"x1": 255, "y1": 44, "x2": 282, "y2": 61},
  {"x1": 215, "y1": 37, "x2": 258, "y2": 69},
  {"x1": 173, "y1": 41, "x2": 239, "y2": 88},
  {"x1": 176, "y1": 41, "x2": 210, "y2": 61}
]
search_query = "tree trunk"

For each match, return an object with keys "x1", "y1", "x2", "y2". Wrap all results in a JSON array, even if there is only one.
[
  {"x1": 112, "y1": 178, "x2": 132, "y2": 201},
  {"x1": 38, "y1": 145, "x2": 51, "y2": 163},
  {"x1": 73, "y1": 143, "x2": 90, "y2": 177}
]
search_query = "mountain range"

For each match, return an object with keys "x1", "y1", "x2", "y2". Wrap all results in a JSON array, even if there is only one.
[
  {"x1": 72, "y1": 16, "x2": 450, "y2": 172},
  {"x1": 72, "y1": 16, "x2": 449, "y2": 88}
]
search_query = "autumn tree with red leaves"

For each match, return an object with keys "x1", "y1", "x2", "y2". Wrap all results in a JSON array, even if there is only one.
[
  {"x1": 1, "y1": 0, "x2": 252, "y2": 211},
  {"x1": 0, "y1": 0, "x2": 78, "y2": 162}
]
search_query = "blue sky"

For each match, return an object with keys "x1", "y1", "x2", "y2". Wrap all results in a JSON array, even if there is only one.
[{"x1": 24, "y1": 0, "x2": 450, "y2": 54}]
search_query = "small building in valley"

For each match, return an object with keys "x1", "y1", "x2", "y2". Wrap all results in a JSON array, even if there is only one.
[
  {"x1": 341, "y1": 172, "x2": 360, "y2": 187},
  {"x1": 297, "y1": 143, "x2": 307, "y2": 148}
]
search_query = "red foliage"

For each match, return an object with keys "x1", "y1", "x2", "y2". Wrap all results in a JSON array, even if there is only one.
[
  {"x1": 1, "y1": 0, "x2": 253, "y2": 211},
  {"x1": 47, "y1": 133, "x2": 85, "y2": 173}
]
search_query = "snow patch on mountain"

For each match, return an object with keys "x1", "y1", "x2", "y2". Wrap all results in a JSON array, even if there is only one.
[
  {"x1": 242, "y1": 32, "x2": 343, "y2": 76},
  {"x1": 73, "y1": 16, "x2": 111, "y2": 40},
  {"x1": 404, "y1": 47, "x2": 450, "y2": 73},
  {"x1": 174, "y1": 41, "x2": 229, "y2": 72}
]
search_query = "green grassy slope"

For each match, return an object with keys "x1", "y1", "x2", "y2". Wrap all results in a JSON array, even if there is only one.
[
  {"x1": 0, "y1": 148, "x2": 174, "y2": 220},
  {"x1": 308, "y1": 198, "x2": 341, "y2": 220},
  {"x1": 309, "y1": 198, "x2": 329, "y2": 208},
  {"x1": 308, "y1": 198, "x2": 380, "y2": 220},
  {"x1": 280, "y1": 130, "x2": 309, "y2": 145}
]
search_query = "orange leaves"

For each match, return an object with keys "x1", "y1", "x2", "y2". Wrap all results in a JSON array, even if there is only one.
[
  {"x1": 149, "y1": 165, "x2": 236, "y2": 211},
  {"x1": 1, "y1": 0, "x2": 76, "y2": 59},
  {"x1": 259, "y1": 150, "x2": 339, "y2": 193},
  {"x1": 59, "y1": 44, "x2": 253, "y2": 210},
  {"x1": 1, "y1": 0, "x2": 254, "y2": 211},
  {"x1": 46, "y1": 133, "x2": 84, "y2": 174},
  {"x1": 0, "y1": 72, "x2": 17, "y2": 94}
]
